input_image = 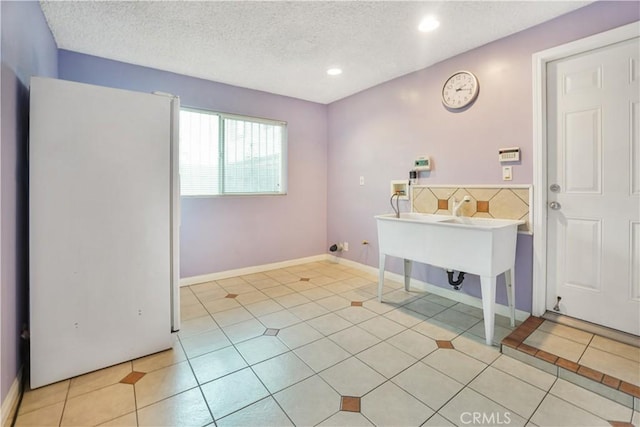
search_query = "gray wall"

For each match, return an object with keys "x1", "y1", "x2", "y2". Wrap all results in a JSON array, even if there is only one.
[{"x1": 1, "y1": 0, "x2": 57, "y2": 403}]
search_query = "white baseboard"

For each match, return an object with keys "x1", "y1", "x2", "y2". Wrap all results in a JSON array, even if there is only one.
[
  {"x1": 1, "y1": 369, "x2": 21, "y2": 427},
  {"x1": 180, "y1": 254, "x2": 329, "y2": 286},
  {"x1": 336, "y1": 257, "x2": 531, "y2": 322}
]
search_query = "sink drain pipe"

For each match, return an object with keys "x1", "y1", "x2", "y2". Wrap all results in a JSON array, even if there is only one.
[{"x1": 446, "y1": 269, "x2": 466, "y2": 290}]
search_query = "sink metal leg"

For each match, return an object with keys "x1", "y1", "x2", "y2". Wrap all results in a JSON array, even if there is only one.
[
  {"x1": 378, "y1": 253, "x2": 386, "y2": 302},
  {"x1": 480, "y1": 276, "x2": 496, "y2": 346},
  {"x1": 505, "y1": 268, "x2": 516, "y2": 327},
  {"x1": 403, "y1": 259, "x2": 412, "y2": 291}
]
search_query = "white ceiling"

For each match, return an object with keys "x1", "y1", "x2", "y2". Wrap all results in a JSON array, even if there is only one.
[{"x1": 40, "y1": 1, "x2": 592, "y2": 104}]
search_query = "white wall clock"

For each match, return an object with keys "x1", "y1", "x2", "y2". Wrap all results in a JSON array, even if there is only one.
[{"x1": 442, "y1": 70, "x2": 479, "y2": 109}]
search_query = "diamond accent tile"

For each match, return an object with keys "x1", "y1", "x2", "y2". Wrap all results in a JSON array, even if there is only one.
[
  {"x1": 437, "y1": 199, "x2": 448, "y2": 210},
  {"x1": 477, "y1": 200, "x2": 489, "y2": 213},
  {"x1": 300, "y1": 278, "x2": 310, "y2": 282},
  {"x1": 350, "y1": 301, "x2": 363, "y2": 307},
  {"x1": 436, "y1": 340, "x2": 454, "y2": 349},
  {"x1": 264, "y1": 328, "x2": 280, "y2": 336},
  {"x1": 225, "y1": 293, "x2": 239, "y2": 299},
  {"x1": 120, "y1": 371, "x2": 146, "y2": 385},
  {"x1": 340, "y1": 396, "x2": 361, "y2": 412}
]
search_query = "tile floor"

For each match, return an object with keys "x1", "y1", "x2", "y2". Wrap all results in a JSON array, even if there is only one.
[{"x1": 13, "y1": 261, "x2": 640, "y2": 426}]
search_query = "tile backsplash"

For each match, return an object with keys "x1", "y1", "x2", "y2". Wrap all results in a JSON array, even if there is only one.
[{"x1": 411, "y1": 185, "x2": 532, "y2": 233}]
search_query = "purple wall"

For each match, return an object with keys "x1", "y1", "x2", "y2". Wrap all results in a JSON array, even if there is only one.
[
  {"x1": 1, "y1": 0, "x2": 57, "y2": 405},
  {"x1": 59, "y1": 51, "x2": 328, "y2": 278},
  {"x1": 327, "y1": 1, "x2": 639, "y2": 312}
]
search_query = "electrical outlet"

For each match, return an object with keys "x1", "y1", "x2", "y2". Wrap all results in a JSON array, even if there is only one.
[
  {"x1": 343, "y1": 242, "x2": 349, "y2": 251},
  {"x1": 502, "y1": 166, "x2": 513, "y2": 181}
]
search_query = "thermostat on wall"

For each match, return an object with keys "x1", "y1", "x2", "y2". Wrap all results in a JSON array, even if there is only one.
[
  {"x1": 414, "y1": 155, "x2": 431, "y2": 171},
  {"x1": 498, "y1": 147, "x2": 520, "y2": 162}
]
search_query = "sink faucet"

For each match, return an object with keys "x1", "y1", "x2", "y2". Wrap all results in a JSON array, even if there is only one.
[{"x1": 452, "y1": 195, "x2": 471, "y2": 217}]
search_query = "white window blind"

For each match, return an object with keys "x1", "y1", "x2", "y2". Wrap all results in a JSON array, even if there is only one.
[{"x1": 179, "y1": 108, "x2": 287, "y2": 196}]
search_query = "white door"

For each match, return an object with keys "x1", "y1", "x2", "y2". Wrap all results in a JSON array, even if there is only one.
[{"x1": 546, "y1": 37, "x2": 640, "y2": 335}]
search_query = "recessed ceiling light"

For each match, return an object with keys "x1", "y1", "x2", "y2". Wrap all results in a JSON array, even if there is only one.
[
  {"x1": 327, "y1": 68, "x2": 343, "y2": 76},
  {"x1": 418, "y1": 15, "x2": 440, "y2": 32}
]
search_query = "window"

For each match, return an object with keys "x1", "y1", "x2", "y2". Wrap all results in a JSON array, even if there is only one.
[{"x1": 179, "y1": 108, "x2": 287, "y2": 196}]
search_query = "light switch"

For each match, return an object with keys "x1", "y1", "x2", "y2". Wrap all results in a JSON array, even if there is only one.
[
  {"x1": 502, "y1": 166, "x2": 513, "y2": 181},
  {"x1": 359, "y1": 176, "x2": 365, "y2": 186}
]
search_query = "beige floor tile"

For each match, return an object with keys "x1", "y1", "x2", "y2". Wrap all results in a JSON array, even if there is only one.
[
  {"x1": 383, "y1": 307, "x2": 427, "y2": 327},
  {"x1": 258, "y1": 310, "x2": 302, "y2": 329},
  {"x1": 469, "y1": 366, "x2": 546, "y2": 418},
  {"x1": 67, "y1": 362, "x2": 132, "y2": 398},
  {"x1": 392, "y1": 361, "x2": 464, "y2": 410},
  {"x1": 179, "y1": 328, "x2": 231, "y2": 358},
  {"x1": 538, "y1": 320, "x2": 593, "y2": 345},
  {"x1": 307, "y1": 313, "x2": 353, "y2": 335},
  {"x1": 524, "y1": 329, "x2": 587, "y2": 362},
  {"x1": 19, "y1": 379, "x2": 69, "y2": 415},
  {"x1": 423, "y1": 413, "x2": 456, "y2": 426},
  {"x1": 261, "y1": 284, "x2": 295, "y2": 298},
  {"x1": 316, "y1": 295, "x2": 352, "y2": 311},
  {"x1": 433, "y1": 307, "x2": 482, "y2": 330},
  {"x1": 220, "y1": 317, "x2": 265, "y2": 344},
  {"x1": 412, "y1": 319, "x2": 462, "y2": 341},
  {"x1": 234, "y1": 290, "x2": 270, "y2": 305},
  {"x1": 201, "y1": 368, "x2": 269, "y2": 420},
  {"x1": 177, "y1": 315, "x2": 218, "y2": 339},
  {"x1": 590, "y1": 335, "x2": 640, "y2": 363},
  {"x1": 217, "y1": 397, "x2": 293, "y2": 427},
  {"x1": 273, "y1": 376, "x2": 340, "y2": 426},
  {"x1": 580, "y1": 347, "x2": 640, "y2": 386},
  {"x1": 423, "y1": 293, "x2": 458, "y2": 307},
  {"x1": 132, "y1": 345, "x2": 186, "y2": 373},
  {"x1": 234, "y1": 335, "x2": 289, "y2": 365},
  {"x1": 97, "y1": 411, "x2": 138, "y2": 426},
  {"x1": 134, "y1": 361, "x2": 198, "y2": 408},
  {"x1": 404, "y1": 298, "x2": 449, "y2": 317},
  {"x1": 491, "y1": 355, "x2": 556, "y2": 391},
  {"x1": 319, "y1": 357, "x2": 385, "y2": 396},
  {"x1": 15, "y1": 402, "x2": 64, "y2": 426},
  {"x1": 361, "y1": 381, "x2": 434, "y2": 426},
  {"x1": 449, "y1": 302, "x2": 485, "y2": 319},
  {"x1": 439, "y1": 388, "x2": 527, "y2": 427},
  {"x1": 550, "y1": 379, "x2": 633, "y2": 421},
  {"x1": 358, "y1": 316, "x2": 405, "y2": 340},
  {"x1": 294, "y1": 338, "x2": 351, "y2": 372},
  {"x1": 277, "y1": 322, "x2": 324, "y2": 349},
  {"x1": 334, "y1": 306, "x2": 377, "y2": 324},
  {"x1": 252, "y1": 352, "x2": 315, "y2": 393},
  {"x1": 317, "y1": 411, "x2": 373, "y2": 426},
  {"x1": 381, "y1": 289, "x2": 421, "y2": 305},
  {"x1": 356, "y1": 341, "x2": 417, "y2": 378},
  {"x1": 192, "y1": 289, "x2": 228, "y2": 305},
  {"x1": 223, "y1": 283, "x2": 258, "y2": 295},
  {"x1": 61, "y1": 383, "x2": 135, "y2": 426},
  {"x1": 361, "y1": 299, "x2": 396, "y2": 314},
  {"x1": 211, "y1": 306, "x2": 255, "y2": 327},
  {"x1": 387, "y1": 328, "x2": 438, "y2": 359},
  {"x1": 137, "y1": 387, "x2": 212, "y2": 427},
  {"x1": 190, "y1": 346, "x2": 247, "y2": 384},
  {"x1": 300, "y1": 287, "x2": 335, "y2": 301},
  {"x1": 181, "y1": 302, "x2": 210, "y2": 321},
  {"x1": 452, "y1": 333, "x2": 501, "y2": 364},
  {"x1": 632, "y1": 410, "x2": 639, "y2": 426},
  {"x1": 423, "y1": 349, "x2": 487, "y2": 385},
  {"x1": 287, "y1": 301, "x2": 330, "y2": 321},
  {"x1": 466, "y1": 320, "x2": 514, "y2": 346},
  {"x1": 530, "y1": 394, "x2": 610, "y2": 427},
  {"x1": 244, "y1": 299, "x2": 284, "y2": 317},
  {"x1": 274, "y1": 292, "x2": 312, "y2": 308},
  {"x1": 216, "y1": 276, "x2": 249, "y2": 287},
  {"x1": 202, "y1": 297, "x2": 240, "y2": 314},
  {"x1": 328, "y1": 326, "x2": 381, "y2": 355}
]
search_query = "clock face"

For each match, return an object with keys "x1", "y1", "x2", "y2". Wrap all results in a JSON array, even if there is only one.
[{"x1": 442, "y1": 71, "x2": 479, "y2": 109}]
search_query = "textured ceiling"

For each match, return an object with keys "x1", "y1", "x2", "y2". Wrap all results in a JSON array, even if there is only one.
[{"x1": 40, "y1": 1, "x2": 592, "y2": 104}]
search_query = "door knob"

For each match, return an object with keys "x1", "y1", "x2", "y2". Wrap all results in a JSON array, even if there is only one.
[
  {"x1": 549, "y1": 201, "x2": 561, "y2": 210},
  {"x1": 549, "y1": 184, "x2": 560, "y2": 192}
]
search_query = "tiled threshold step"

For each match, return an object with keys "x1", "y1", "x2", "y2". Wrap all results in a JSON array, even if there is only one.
[{"x1": 501, "y1": 317, "x2": 640, "y2": 410}]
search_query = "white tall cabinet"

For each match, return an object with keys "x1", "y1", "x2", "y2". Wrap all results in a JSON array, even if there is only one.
[{"x1": 29, "y1": 77, "x2": 180, "y2": 388}]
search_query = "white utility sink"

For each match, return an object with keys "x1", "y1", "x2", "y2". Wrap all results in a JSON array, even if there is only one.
[{"x1": 375, "y1": 212, "x2": 524, "y2": 345}]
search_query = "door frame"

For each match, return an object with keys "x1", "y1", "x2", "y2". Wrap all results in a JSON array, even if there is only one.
[{"x1": 531, "y1": 21, "x2": 639, "y2": 317}]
